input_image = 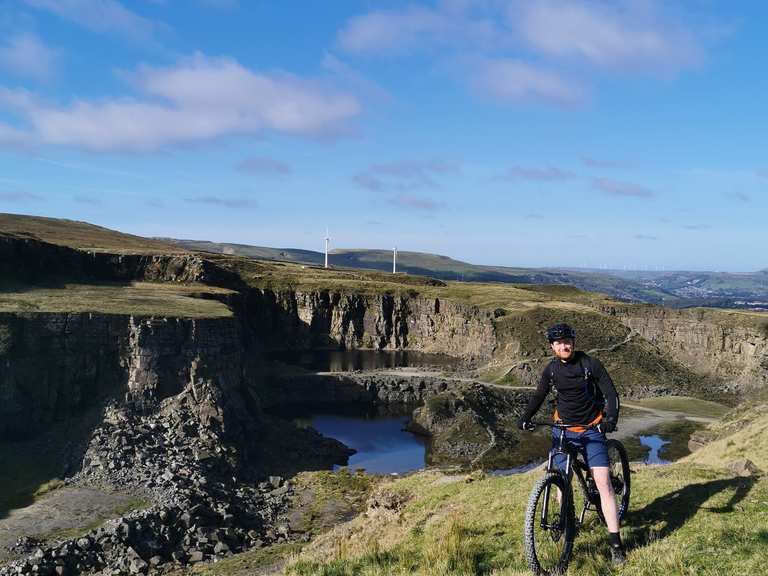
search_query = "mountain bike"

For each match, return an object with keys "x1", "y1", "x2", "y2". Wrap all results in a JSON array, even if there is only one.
[{"x1": 522, "y1": 422, "x2": 630, "y2": 576}]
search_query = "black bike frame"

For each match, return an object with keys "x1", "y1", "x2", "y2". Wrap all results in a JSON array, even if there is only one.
[{"x1": 540, "y1": 425, "x2": 600, "y2": 530}]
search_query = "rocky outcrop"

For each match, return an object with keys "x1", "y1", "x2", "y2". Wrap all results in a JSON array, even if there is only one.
[
  {"x1": 0, "y1": 401, "x2": 301, "y2": 576},
  {"x1": 0, "y1": 312, "x2": 257, "y2": 444},
  {"x1": 246, "y1": 289, "x2": 497, "y2": 362},
  {"x1": 598, "y1": 304, "x2": 768, "y2": 392},
  {"x1": 407, "y1": 384, "x2": 551, "y2": 468},
  {"x1": 260, "y1": 370, "x2": 464, "y2": 410}
]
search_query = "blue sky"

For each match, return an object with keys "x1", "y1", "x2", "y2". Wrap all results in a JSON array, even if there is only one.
[{"x1": 0, "y1": 1, "x2": 765, "y2": 272}]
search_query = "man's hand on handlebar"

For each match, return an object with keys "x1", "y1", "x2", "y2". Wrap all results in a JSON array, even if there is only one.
[
  {"x1": 599, "y1": 418, "x2": 617, "y2": 434},
  {"x1": 518, "y1": 419, "x2": 536, "y2": 432}
]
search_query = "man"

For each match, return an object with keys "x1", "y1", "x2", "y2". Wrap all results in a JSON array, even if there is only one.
[{"x1": 517, "y1": 322, "x2": 626, "y2": 565}]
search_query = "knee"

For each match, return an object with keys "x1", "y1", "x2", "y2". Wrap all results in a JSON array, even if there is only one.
[{"x1": 593, "y1": 472, "x2": 614, "y2": 493}]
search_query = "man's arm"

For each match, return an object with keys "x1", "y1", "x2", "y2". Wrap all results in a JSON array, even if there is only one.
[
  {"x1": 592, "y1": 357, "x2": 619, "y2": 422},
  {"x1": 517, "y1": 366, "x2": 552, "y2": 427}
]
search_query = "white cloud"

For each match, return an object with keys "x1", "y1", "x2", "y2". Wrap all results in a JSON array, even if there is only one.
[
  {"x1": 337, "y1": 3, "x2": 501, "y2": 55},
  {"x1": 237, "y1": 156, "x2": 292, "y2": 176},
  {"x1": 0, "y1": 33, "x2": 58, "y2": 81},
  {"x1": 0, "y1": 191, "x2": 43, "y2": 202},
  {"x1": 389, "y1": 193, "x2": 445, "y2": 212},
  {"x1": 0, "y1": 121, "x2": 31, "y2": 147},
  {"x1": 593, "y1": 177, "x2": 654, "y2": 198},
  {"x1": 512, "y1": 0, "x2": 701, "y2": 71},
  {"x1": 24, "y1": 0, "x2": 157, "y2": 42},
  {"x1": 354, "y1": 159, "x2": 461, "y2": 192},
  {"x1": 473, "y1": 59, "x2": 585, "y2": 105},
  {"x1": 0, "y1": 54, "x2": 361, "y2": 151},
  {"x1": 504, "y1": 165, "x2": 576, "y2": 181},
  {"x1": 185, "y1": 195, "x2": 252, "y2": 209}
]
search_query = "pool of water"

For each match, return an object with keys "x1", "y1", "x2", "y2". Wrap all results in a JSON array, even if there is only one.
[
  {"x1": 638, "y1": 435, "x2": 672, "y2": 464},
  {"x1": 297, "y1": 411, "x2": 702, "y2": 475},
  {"x1": 295, "y1": 413, "x2": 428, "y2": 474},
  {"x1": 272, "y1": 349, "x2": 461, "y2": 373}
]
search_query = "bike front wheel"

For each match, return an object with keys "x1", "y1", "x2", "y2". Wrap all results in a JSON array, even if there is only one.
[{"x1": 524, "y1": 472, "x2": 575, "y2": 576}]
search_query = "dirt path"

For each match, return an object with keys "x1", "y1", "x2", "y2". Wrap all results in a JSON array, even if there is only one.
[{"x1": 0, "y1": 487, "x2": 143, "y2": 563}]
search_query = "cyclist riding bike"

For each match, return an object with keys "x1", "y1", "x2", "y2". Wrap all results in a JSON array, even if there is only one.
[{"x1": 517, "y1": 323, "x2": 627, "y2": 566}]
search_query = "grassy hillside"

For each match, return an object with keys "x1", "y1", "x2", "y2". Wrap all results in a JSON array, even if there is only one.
[
  {"x1": 168, "y1": 238, "x2": 768, "y2": 309},
  {"x1": 166, "y1": 239, "x2": 682, "y2": 304},
  {"x1": 0, "y1": 213, "x2": 184, "y2": 254},
  {"x1": 188, "y1": 408, "x2": 767, "y2": 576},
  {"x1": 0, "y1": 214, "x2": 763, "y2": 400},
  {"x1": 0, "y1": 282, "x2": 234, "y2": 317},
  {"x1": 161, "y1": 239, "x2": 325, "y2": 266}
]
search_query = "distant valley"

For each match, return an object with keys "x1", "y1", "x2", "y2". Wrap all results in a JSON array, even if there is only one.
[{"x1": 164, "y1": 239, "x2": 768, "y2": 310}]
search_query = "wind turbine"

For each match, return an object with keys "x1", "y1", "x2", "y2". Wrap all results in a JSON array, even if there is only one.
[
  {"x1": 324, "y1": 228, "x2": 330, "y2": 269},
  {"x1": 393, "y1": 246, "x2": 397, "y2": 274}
]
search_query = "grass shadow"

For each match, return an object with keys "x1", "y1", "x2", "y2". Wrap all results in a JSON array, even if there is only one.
[{"x1": 624, "y1": 476, "x2": 757, "y2": 548}]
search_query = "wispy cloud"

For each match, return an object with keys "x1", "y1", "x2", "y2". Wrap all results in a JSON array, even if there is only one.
[
  {"x1": 336, "y1": 4, "x2": 502, "y2": 56},
  {"x1": 525, "y1": 213, "x2": 544, "y2": 220},
  {"x1": 389, "y1": 193, "x2": 445, "y2": 212},
  {"x1": 354, "y1": 159, "x2": 460, "y2": 192},
  {"x1": 472, "y1": 58, "x2": 585, "y2": 106},
  {"x1": 593, "y1": 177, "x2": 655, "y2": 198},
  {"x1": 512, "y1": 0, "x2": 702, "y2": 72},
  {"x1": 0, "y1": 54, "x2": 361, "y2": 151},
  {"x1": 0, "y1": 191, "x2": 43, "y2": 202},
  {"x1": 24, "y1": 0, "x2": 158, "y2": 43},
  {"x1": 73, "y1": 194, "x2": 102, "y2": 205},
  {"x1": 724, "y1": 191, "x2": 750, "y2": 203},
  {"x1": 0, "y1": 33, "x2": 58, "y2": 81},
  {"x1": 504, "y1": 165, "x2": 576, "y2": 181},
  {"x1": 336, "y1": 0, "x2": 706, "y2": 106},
  {"x1": 755, "y1": 169, "x2": 768, "y2": 179},
  {"x1": 185, "y1": 195, "x2": 252, "y2": 209},
  {"x1": 683, "y1": 224, "x2": 711, "y2": 231},
  {"x1": 237, "y1": 156, "x2": 292, "y2": 176},
  {"x1": 634, "y1": 234, "x2": 657, "y2": 240}
]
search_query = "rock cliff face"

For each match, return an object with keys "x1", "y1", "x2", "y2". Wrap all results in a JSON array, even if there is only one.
[
  {"x1": 246, "y1": 289, "x2": 496, "y2": 361},
  {"x1": 0, "y1": 312, "x2": 256, "y2": 442},
  {"x1": 599, "y1": 304, "x2": 768, "y2": 392}
]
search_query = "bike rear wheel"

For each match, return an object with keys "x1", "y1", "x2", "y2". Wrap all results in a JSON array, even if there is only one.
[
  {"x1": 606, "y1": 439, "x2": 631, "y2": 521},
  {"x1": 524, "y1": 472, "x2": 575, "y2": 576}
]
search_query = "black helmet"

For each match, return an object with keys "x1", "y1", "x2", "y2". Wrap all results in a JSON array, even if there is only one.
[{"x1": 547, "y1": 323, "x2": 576, "y2": 343}]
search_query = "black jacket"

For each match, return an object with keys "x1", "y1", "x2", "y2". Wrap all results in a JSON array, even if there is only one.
[{"x1": 518, "y1": 351, "x2": 620, "y2": 426}]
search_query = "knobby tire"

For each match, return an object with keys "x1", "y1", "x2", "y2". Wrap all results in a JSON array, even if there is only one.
[{"x1": 524, "y1": 472, "x2": 575, "y2": 576}]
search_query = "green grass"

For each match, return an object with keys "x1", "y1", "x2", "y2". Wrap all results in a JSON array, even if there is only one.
[
  {"x1": 32, "y1": 478, "x2": 66, "y2": 500},
  {"x1": 0, "y1": 213, "x2": 185, "y2": 254},
  {"x1": 40, "y1": 496, "x2": 149, "y2": 542},
  {"x1": 0, "y1": 282, "x2": 234, "y2": 317},
  {"x1": 629, "y1": 397, "x2": 731, "y2": 419},
  {"x1": 283, "y1": 408, "x2": 768, "y2": 576},
  {"x1": 285, "y1": 464, "x2": 766, "y2": 576},
  {"x1": 192, "y1": 542, "x2": 304, "y2": 575},
  {"x1": 290, "y1": 469, "x2": 378, "y2": 537}
]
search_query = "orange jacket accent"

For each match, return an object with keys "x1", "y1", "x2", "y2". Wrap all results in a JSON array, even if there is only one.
[{"x1": 553, "y1": 409, "x2": 603, "y2": 433}]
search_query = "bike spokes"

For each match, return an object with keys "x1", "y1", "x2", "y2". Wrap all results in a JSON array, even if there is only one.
[{"x1": 525, "y1": 473, "x2": 574, "y2": 576}]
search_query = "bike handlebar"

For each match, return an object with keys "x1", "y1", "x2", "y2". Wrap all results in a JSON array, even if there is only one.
[{"x1": 528, "y1": 421, "x2": 605, "y2": 431}]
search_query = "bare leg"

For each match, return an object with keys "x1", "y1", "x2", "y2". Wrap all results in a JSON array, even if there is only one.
[{"x1": 592, "y1": 466, "x2": 620, "y2": 533}]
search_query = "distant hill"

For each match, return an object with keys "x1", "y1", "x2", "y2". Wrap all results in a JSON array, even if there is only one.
[
  {"x1": 1, "y1": 213, "x2": 184, "y2": 254},
  {"x1": 164, "y1": 239, "x2": 768, "y2": 310}
]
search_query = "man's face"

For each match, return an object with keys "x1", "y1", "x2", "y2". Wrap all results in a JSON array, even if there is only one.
[{"x1": 551, "y1": 338, "x2": 575, "y2": 361}]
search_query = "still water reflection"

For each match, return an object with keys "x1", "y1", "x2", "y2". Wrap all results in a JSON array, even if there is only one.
[
  {"x1": 638, "y1": 435, "x2": 672, "y2": 464},
  {"x1": 273, "y1": 349, "x2": 460, "y2": 373},
  {"x1": 295, "y1": 413, "x2": 428, "y2": 474}
]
